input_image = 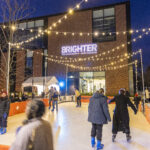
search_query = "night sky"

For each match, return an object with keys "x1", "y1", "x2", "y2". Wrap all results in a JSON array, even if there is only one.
[{"x1": 1, "y1": 0, "x2": 150, "y2": 68}]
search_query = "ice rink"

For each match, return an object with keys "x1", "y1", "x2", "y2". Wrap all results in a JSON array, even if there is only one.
[{"x1": 0, "y1": 102, "x2": 150, "y2": 150}]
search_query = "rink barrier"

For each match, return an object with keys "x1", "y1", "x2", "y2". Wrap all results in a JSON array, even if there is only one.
[
  {"x1": 0, "y1": 145, "x2": 9, "y2": 150},
  {"x1": 145, "y1": 104, "x2": 150, "y2": 124},
  {"x1": 8, "y1": 96, "x2": 115, "y2": 117}
]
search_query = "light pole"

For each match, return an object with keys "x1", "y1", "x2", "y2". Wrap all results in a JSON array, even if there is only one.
[
  {"x1": 65, "y1": 65, "x2": 68, "y2": 97},
  {"x1": 135, "y1": 60, "x2": 138, "y2": 94},
  {"x1": 139, "y1": 49, "x2": 145, "y2": 112}
]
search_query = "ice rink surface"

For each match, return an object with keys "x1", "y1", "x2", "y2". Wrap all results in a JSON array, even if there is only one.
[{"x1": 0, "y1": 102, "x2": 150, "y2": 150}]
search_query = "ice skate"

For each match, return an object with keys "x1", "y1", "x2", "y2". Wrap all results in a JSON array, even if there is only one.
[
  {"x1": 0, "y1": 128, "x2": 6, "y2": 135},
  {"x1": 91, "y1": 137, "x2": 96, "y2": 148},
  {"x1": 0, "y1": 128, "x2": 3, "y2": 134},
  {"x1": 112, "y1": 134, "x2": 116, "y2": 142},
  {"x1": 96, "y1": 140, "x2": 104, "y2": 150},
  {"x1": 126, "y1": 134, "x2": 131, "y2": 142}
]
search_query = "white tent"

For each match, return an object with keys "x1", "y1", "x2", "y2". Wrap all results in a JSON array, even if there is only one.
[{"x1": 22, "y1": 76, "x2": 59, "y2": 95}]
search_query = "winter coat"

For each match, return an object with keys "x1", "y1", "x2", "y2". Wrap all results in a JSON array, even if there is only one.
[
  {"x1": 88, "y1": 92, "x2": 111, "y2": 125},
  {"x1": 109, "y1": 94, "x2": 137, "y2": 134},
  {"x1": 10, "y1": 118, "x2": 54, "y2": 150},
  {"x1": 0, "y1": 97, "x2": 10, "y2": 118}
]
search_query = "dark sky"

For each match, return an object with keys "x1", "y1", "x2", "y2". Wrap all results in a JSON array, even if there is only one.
[{"x1": 1, "y1": 0, "x2": 150, "y2": 68}]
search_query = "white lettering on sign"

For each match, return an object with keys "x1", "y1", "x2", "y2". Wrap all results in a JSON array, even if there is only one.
[{"x1": 61, "y1": 44, "x2": 98, "y2": 55}]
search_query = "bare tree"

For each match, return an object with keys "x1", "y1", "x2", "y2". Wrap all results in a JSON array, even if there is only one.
[{"x1": 0, "y1": 0, "x2": 34, "y2": 95}]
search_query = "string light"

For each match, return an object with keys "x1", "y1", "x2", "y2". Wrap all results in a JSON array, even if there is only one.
[
  {"x1": 69, "y1": 8, "x2": 74, "y2": 15},
  {"x1": 11, "y1": 25, "x2": 16, "y2": 31},
  {"x1": 9, "y1": 27, "x2": 150, "y2": 46}
]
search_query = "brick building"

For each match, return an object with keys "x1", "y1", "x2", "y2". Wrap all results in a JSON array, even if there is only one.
[{"x1": 0, "y1": 1, "x2": 134, "y2": 95}]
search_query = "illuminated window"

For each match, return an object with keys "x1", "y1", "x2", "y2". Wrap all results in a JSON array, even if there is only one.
[
  {"x1": 19, "y1": 23, "x2": 27, "y2": 29},
  {"x1": 27, "y1": 21, "x2": 34, "y2": 28},
  {"x1": 25, "y1": 51, "x2": 33, "y2": 78},
  {"x1": 35, "y1": 20, "x2": 44, "y2": 27}
]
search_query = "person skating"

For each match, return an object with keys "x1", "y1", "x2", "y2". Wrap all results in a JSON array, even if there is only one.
[
  {"x1": 133, "y1": 93, "x2": 141, "y2": 110},
  {"x1": 48, "y1": 87, "x2": 54, "y2": 110},
  {"x1": 109, "y1": 88, "x2": 137, "y2": 142},
  {"x1": 51, "y1": 88, "x2": 59, "y2": 112},
  {"x1": 88, "y1": 88, "x2": 111, "y2": 150},
  {"x1": 75, "y1": 88, "x2": 81, "y2": 107},
  {"x1": 0, "y1": 91, "x2": 10, "y2": 135},
  {"x1": 145, "y1": 88, "x2": 150, "y2": 102},
  {"x1": 10, "y1": 100, "x2": 54, "y2": 150}
]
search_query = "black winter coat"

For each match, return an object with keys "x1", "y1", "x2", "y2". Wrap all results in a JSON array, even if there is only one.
[
  {"x1": 0, "y1": 97, "x2": 10, "y2": 118},
  {"x1": 88, "y1": 92, "x2": 111, "y2": 125},
  {"x1": 109, "y1": 94, "x2": 137, "y2": 134}
]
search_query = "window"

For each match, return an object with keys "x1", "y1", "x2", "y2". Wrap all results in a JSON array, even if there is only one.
[
  {"x1": 42, "y1": 49, "x2": 48, "y2": 76},
  {"x1": 27, "y1": 21, "x2": 34, "y2": 28},
  {"x1": 79, "y1": 72, "x2": 105, "y2": 94},
  {"x1": 25, "y1": 51, "x2": 33, "y2": 77},
  {"x1": 93, "y1": 7, "x2": 116, "y2": 42},
  {"x1": 35, "y1": 20, "x2": 44, "y2": 27},
  {"x1": 19, "y1": 23, "x2": 27, "y2": 29}
]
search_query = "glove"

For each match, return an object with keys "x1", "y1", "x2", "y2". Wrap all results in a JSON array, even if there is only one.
[{"x1": 3, "y1": 112, "x2": 7, "y2": 119}]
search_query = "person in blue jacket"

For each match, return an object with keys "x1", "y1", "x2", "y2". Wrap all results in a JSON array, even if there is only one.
[{"x1": 88, "y1": 88, "x2": 111, "y2": 150}]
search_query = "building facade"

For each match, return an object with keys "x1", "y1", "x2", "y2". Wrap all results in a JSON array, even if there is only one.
[{"x1": 0, "y1": 1, "x2": 134, "y2": 95}]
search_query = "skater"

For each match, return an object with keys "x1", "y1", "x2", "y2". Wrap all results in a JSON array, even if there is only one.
[
  {"x1": 10, "y1": 100, "x2": 54, "y2": 150},
  {"x1": 133, "y1": 93, "x2": 141, "y2": 110},
  {"x1": 109, "y1": 88, "x2": 137, "y2": 142},
  {"x1": 125, "y1": 88, "x2": 130, "y2": 98},
  {"x1": 48, "y1": 87, "x2": 54, "y2": 110},
  {"x1": 51, "y1": 88, "x2": 59, "y2": 112},
  {"x1": 88, "y1": 88, "x2": 111, "y2": 150},
  {"x1": 0, "y1": 91, "x2": 10, "y2": 135},
  {"x1": 75, "y1": 88, "x2": 81, "y2": 107},
  {"x1": 145, "y1": 88, "x2": 150, "y2": 102}
]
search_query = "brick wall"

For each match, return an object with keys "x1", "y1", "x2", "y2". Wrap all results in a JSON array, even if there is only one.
[
  {"x1": 33, "y1": 49, "x2": 43, "y2": 77},
  {"x1": 0, "y1": 52, "x2": 7, "y2": 91},
  {"x1": 47, "y1": 3, "x2": 131, "y2": 95},
  {"x1": 15, "y1": 51, "x2": 26, "y2": 92}
]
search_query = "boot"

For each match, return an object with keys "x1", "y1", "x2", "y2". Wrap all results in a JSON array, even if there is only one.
[
  {"x1": 91, "y1": 137, "x2": 95, "y2": 148},
  {"x1": 126, "y1": 134, "x2": 131, "y2": 142},
  {"x1": 112, "y1": 134, "x2": 116, "y2": 142},
  {"x1": 0, "y1": 128, "x2": 3, "y2": 134},
  {"x1": 97, "y1": 140, "x2": 104, "y2": 150},
  {"x1": 0, "y1": 128, "x2": 6, "y2": 135}
]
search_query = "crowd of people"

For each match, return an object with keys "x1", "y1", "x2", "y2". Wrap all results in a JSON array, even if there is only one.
[{"x1": 0, "y1": 87, "x2": 148, "y2": 150}]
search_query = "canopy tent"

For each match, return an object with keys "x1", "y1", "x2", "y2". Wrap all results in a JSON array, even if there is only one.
[{"x1": 22, "y1": 76, "x2": 59, "y2": 96}]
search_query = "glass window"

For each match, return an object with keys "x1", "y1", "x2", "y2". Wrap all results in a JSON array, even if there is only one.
[
  {"x1": 26, "y1": 51, "x2": 33, "y2": 68},
  {"x1": 27, "y1": 21, "x2": 34, "y2": 28},
  {"x1": 93, "y1": 7, "x2": 116, "y2": 42},
  {"x1": 104, "y1": 8, "x2": 114, "y2": 17},
  {"x1": 35, "y1": 20, "x2": 44, "y2": 27},
  {"x1": 19, "y1": 23, "x2": 26, "y2": 29},
  {"x1": 93, "y1": 10, "x2": 103, "y2": 18},
  {"x1": 79, "y1": 72, "x2": 105, "y2": 94}
]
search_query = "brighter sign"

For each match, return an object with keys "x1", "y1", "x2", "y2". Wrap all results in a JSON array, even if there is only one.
[{"x1": 61, "y1": 44, "x2": 98, "y2": 56}]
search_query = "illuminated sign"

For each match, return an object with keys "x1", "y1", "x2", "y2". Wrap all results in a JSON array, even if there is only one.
[{"x1": 61, "y1": 44, "x2": 98, "y2": 55}]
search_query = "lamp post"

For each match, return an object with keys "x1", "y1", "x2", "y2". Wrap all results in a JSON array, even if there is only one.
[
  {"x1": 135, "y1": 60, "x2": 138, "y2": 94},
  {"x1": 139, "y1": 49, "x2": 145, "y2": 112},
  {"x1": 65, "y1": 65, "x2": 68, "y2": 97}
]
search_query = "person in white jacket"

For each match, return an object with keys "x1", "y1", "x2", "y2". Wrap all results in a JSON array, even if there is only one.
[{"x1": 10, "y1": 100, "x2": 54, "y2": 150}]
